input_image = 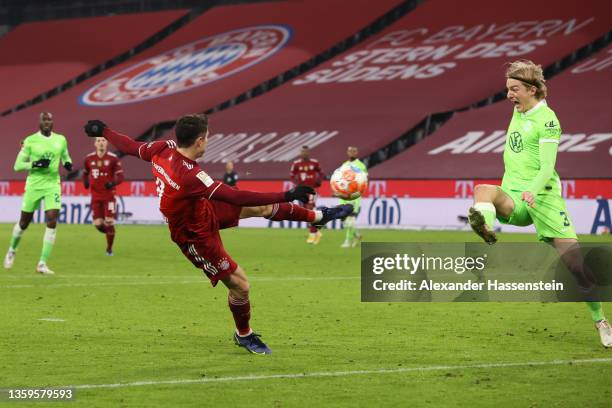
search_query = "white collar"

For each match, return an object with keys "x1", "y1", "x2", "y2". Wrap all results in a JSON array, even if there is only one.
[{"x1": 520, "y1": 99, "x2": 547, "y2": 117}]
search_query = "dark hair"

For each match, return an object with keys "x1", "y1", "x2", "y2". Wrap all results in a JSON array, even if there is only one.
[{"x1": 175, "y1": 114, "x2": 209, "y2": 147}]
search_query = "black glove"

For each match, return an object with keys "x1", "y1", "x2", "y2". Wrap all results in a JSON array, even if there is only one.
[
  {"x1": 285, "y1": 185, "x2": 315, "y2": 203},
  {"x1": 105, "y1": 181, "x2": 115, "y2": 190},
  {"x1": 63, "y1": 162, "x2": 72, "y2": 171},
  {"x1": 84, "y1": 120, "x2": 107, "y2": 137},
  {"x1": 84, "y1": 179, "x2": 90, "y2": 189},
  {"x1": 32, "y1": 158, "x2": 51, "y2": 169}
]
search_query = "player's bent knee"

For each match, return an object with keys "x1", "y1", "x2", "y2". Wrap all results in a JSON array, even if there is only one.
[
  {"x1": 473, "y1": 184, "x2": 498, "y2": 201},
  {"x1": 104, "y1": 218, "x2": 114, "y2": 226},
  {"x1": 93, "y1": 219, "x2": 104, "y2": 227}
]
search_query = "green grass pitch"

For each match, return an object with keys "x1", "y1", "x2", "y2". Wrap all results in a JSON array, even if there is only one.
[{"x1": 0, "y1": 224, "x2": 611, "y2": 407}]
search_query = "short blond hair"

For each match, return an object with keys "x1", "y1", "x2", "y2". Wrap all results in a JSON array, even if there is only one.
[{"x1": 505, "y1": 60, "x2": 547, "y2": 100}]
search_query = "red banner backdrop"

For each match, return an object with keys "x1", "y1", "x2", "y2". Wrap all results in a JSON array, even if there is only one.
[
  {"x1": 0, "y1": 10, "x2": 188, "y2": 113},
  {"x1": 370, "y1": 44, "x2": 612, "y2": 179},
  {"x1": 0, "y1": 0, "x2": 402, "y2": 181},
  {"x1": 195, "y1": 0, "x2": 611, "y2": 181}
]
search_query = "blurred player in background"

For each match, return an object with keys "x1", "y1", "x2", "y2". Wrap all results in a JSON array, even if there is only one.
[
  {"x1": 340, "y1": 146, "x2": 367, "y2": 248},
  {"x1": 223, "y1": 161, "x2": 238, "y2": 187},
  {"x1": 290, "y1": 146, "x2": 324, "y2": 244},
  {"x1": 84, "y1": 115, "x2": 351, "y2": 355},
  {"x1": 3, "y1": 112, "x2": 72, "y2": 275},
  {"x1": 83, "y1": 137, "x2": 124, "y2": 256},
  {"x1": 467, "y1": 60, "x2": 611, "y2": 347}
]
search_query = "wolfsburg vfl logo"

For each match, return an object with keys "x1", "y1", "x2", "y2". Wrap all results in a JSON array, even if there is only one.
[
  {"x1": 509, "y1": 131, "x2": 523, "y2": 153},
  {"x1": 80, "y1": 25, "x2": 292, "y2": 106}
]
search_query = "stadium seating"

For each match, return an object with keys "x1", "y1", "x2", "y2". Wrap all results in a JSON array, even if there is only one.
[
  {"x1": 0, "y1": 0, "x2": 402, "y2": 181},
  {"x1": 369, "y1": 44, "x2": 612, "y2": 180},
  {"x1": 0, "y1": 10, "x2": 188, "y2": 114},
  {"x1": 198, "y1": 0, "x2": 611, "y2": 180}
]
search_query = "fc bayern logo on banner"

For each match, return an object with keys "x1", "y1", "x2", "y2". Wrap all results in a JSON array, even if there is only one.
[{"x1": 79, "y1": 25, "x2": 292, "y2": 106}]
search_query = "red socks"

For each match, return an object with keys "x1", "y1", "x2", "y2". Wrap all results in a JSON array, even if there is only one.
[
  {"x1": 106, "y1": 225, "x2": 115, "y2": 253},
  {"x1": 267, "y1": 203, "x2": 315, "y2": 222},
  {"x1": 229, "y1": 294, "x2": 251, "y2": 336}
]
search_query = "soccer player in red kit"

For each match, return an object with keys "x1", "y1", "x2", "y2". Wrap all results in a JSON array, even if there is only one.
[
  {"x1": 83, "y1": 137, "x2": 124, "y2": 255},
  {"x1": 84, "y1": 115, "x2": 352, "y2": 355},
  {"x1": 290, "y1": 146, "x2": 324, "y2": 244}
]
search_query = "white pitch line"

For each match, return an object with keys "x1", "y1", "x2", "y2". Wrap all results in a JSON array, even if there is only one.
[
  {"x1": 38, "y1": 318, "x2": 65, "y2": 322},
  {"x1": 0, "y1": 276, "x2": 359, "y2": 289},
  {"x1": 67, "y1": 358, "x2": 612, "y2": 390}
]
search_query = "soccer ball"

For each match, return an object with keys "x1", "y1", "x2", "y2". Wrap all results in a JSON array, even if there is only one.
[{"x1": 330, "y1": 164, "x2": 368, "y2": 200}]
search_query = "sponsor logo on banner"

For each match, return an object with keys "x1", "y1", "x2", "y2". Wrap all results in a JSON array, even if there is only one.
[
  {"x1": 368, "y1": 198, "x2": 401, "y2": 226},
  {"x1": 561, "y1": 180, "x2": 576, "y2": 199},
  {"x1": 61, "y1": 182, "x2": 76, "y2": 196},
  {"x1": 454, "y1": 180, "x2": 474, "y2": 198},
  {"x1": 80, "y1": 25, "x2": 292, "y2": 106},
  {"x1": 0, "y1": 181, "x2": 10, "y2": 195},
  {"x1": 369, "y1": 181, "x2": 387, "y2": 198},
  {"x1": 591, "y1": 199, "x2": 612, "y2": 234},
  {"x1": 131, "y1": 181, "x2": 146, "y2": 196}
]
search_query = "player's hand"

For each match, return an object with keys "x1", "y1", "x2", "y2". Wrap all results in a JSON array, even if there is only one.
[
  {"x1": 84, "y1": 120, "x2": 107, "y2": 137},
  {"x1": 63, "y1": 162, "x2": 73, "y2": 171},
  {"x1": 32, "y1": 158, "x2": 51, "y2": 169},
  {"x1": 285, "y1": 185, "x2": 315, "y2": 203},
  {"x1": 104, "y1": 181, "x2": 115, "y2": 190},
  {"x1": 521, "y1": 191, "x2": 535, "y2": 208}
]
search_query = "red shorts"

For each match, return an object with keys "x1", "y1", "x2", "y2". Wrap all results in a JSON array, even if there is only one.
[
  {"x1": 211, "y1": 200, "x2": 241, "y2": 229},
  {"x1": 91, "y1": 199, "x2": 116, "y2": 220},
  {"x1": 177, "y1": 200, "x2": 242, "y2": 285},
  {"x1": 179, "y1": 231, "x2": 238, "y2": 286}
]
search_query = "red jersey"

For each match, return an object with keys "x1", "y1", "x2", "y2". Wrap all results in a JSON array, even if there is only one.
[
  {"x1": 136, "y1": 139, "x2": 285, "y2": 244},
  {"x1": 83, "y1": 151, "x2": 124, "y2": 200},
  {"x1": 290, "y1": 158, "x2": 323, "y2": 188}
]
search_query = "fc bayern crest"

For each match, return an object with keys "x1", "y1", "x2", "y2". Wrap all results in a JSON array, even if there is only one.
[{"x1": 80, "y1": 25, "x2": 291, "y2": 106}]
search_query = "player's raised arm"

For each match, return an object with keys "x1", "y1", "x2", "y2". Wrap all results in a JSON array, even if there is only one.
[{"x1": 84, "y1": 120, "x2": 144, "y2": 158}]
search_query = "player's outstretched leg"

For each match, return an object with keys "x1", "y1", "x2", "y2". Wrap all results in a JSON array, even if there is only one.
[
  {"x1": 243, "y1": 203, "x2": 353, "y2": 229},
  {"x1": 554, "y1": 239, "x2": 611, "y2": 347},
  {"x1": 222, "y1": 266, "x2": 271, "y2": 355},
  {"x1": 312, "y1": 204, "x2": 354, "y2": 228}
]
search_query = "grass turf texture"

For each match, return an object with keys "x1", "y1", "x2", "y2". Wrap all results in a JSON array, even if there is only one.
[{"x1": 0, "y1": 224, "x2": 611, "y2": 407}]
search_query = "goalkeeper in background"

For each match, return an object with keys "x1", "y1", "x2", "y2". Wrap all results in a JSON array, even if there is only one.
[
  {"x1": 340, "y1": 146, "x2": 367, "y2": 248},
  {"x1": 3, "y1": 112, "x2": 72, "y2": 275},
  {"x1": 467, "y1": 60, "x2": 611, "y2": 347}
]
